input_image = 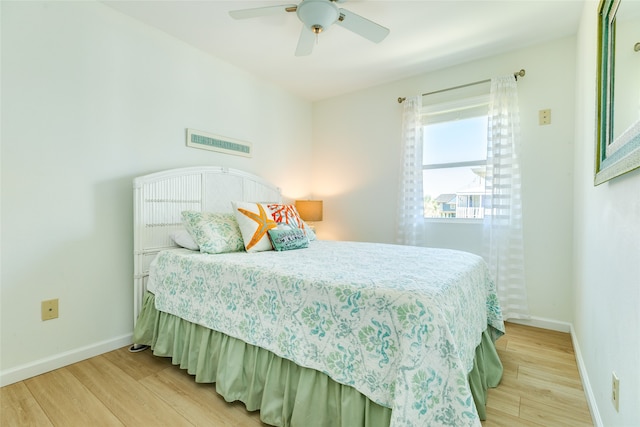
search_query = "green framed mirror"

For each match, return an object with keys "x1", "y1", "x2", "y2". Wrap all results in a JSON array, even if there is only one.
[{"x1": 595, "y1": 0, "x2": 640, "y2": 185}]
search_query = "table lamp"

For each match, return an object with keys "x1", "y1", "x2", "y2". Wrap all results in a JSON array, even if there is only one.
[{"x1": 295, "y1": 200, "x2": 323, "y2": 230}]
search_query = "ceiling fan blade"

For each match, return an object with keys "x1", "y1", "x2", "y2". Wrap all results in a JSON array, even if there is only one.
[
  {"x1": 229, "y1": 4, "x2": 297, "y2": 20},
  {"x1": 295, "y1": 26, "x2": 316, "y2": 56},
  {"x1": 337, "y1": 8, "x2": 390, "y2": 43}
]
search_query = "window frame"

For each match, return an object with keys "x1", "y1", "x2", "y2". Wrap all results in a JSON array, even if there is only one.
[{"x1": 421, "y1": 93, "x2": 490, "y2": 222}]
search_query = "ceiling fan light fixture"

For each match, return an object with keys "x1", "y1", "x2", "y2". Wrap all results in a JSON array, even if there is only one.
[
  {"x1": 296, "y1": 0, "x2": 339, "y2": 34},
  {"x1": 229, "y1": 0, "x2": 390, "y2": 56}
]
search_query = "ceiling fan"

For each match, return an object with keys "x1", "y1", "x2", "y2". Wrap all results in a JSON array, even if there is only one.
[{"x1": 229, "y1": 0, "x2": 390, "y2": 56}]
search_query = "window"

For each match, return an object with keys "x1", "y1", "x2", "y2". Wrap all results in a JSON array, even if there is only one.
[{"x1": 422, "y1": 93, "x2": 489, "y2": 219}]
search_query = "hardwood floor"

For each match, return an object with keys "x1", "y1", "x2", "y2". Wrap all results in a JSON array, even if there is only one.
[
  {"x1": 1, "y1": 322, "x2": 593, "y2": 426},
  {"x1": 483, "y1": 323, "x2": 593, "y2": 427}
]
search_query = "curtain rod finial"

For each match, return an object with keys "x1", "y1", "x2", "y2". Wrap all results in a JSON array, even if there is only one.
[
  {"x1": 398, "y1": 97, "x2": 406, "y2": 104},
  {"x1": 514, "y1": 69, "x2": 526, "y2": 80}
]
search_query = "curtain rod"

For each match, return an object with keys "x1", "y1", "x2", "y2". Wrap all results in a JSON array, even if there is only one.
[{"x1": 397, "y1": 69, "x2": 525, "y2": 103}]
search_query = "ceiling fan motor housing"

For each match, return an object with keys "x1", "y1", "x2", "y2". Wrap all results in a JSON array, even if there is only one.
[{"x1": 296, "y1": 0, "x2": 339, "y2": 34}]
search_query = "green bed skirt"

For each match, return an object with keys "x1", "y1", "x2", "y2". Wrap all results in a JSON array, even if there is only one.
[{"x1": 133, "y1": 291, "x2": 502, "y2": 426}]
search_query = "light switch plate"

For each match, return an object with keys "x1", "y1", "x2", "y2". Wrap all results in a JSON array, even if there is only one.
[{"x1": 539, "y1": 109, "x2": 551, "y2": 125}]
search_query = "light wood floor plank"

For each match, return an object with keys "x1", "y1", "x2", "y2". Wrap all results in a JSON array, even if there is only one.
[
  {"x1": 482, "y1": 407, "x2": 547, "y2": 427},
  {"x1": 66, "y1": 355, "x2": 194, "y2": 426},
  {"x1": 517, "y1": 364, "x2": 584, "y2": 392},
  {"x1": 1, "y1": 382, "x2": 53, "y2": 427},
  {"x1": 483, "y1": 386, "x2": 521, "y2": 418},
  {"x1": 2, "y1": 322, "x2": 593, "y2": 427},
  {"x1": 101, "y1": 344, "x2": 174, "y2": 381},
  {"x1": 498, "y1": 348, "x2": 582, "y2": 380},
  {"x1": 501, "y1": 369, "x2": 590, "y2": 406},
  {"x1": 520, "y1": 397, "x2": 593, "y2": 426},
  {"x1": 506, "y1": 339, "x2": 577, "y2": 365},
  {"x1": 24, "y1": 369, "x2": 124, "y2": 426}
]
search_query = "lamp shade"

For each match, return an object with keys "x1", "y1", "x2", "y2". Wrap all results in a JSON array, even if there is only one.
[{"x1": 295, "y1": 200, "x2": 323, "y2": 222}]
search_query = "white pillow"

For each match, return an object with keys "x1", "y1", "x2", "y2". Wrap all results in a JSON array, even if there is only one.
[
  {"x1": 169, "y1": 229, "x2": 199, "y2": 251},
  {"x1": 231, "y1": 201, "x2": 277, "y2": 252}
]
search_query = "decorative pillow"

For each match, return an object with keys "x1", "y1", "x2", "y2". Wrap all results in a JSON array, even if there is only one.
[
  {"x1": 299, "y1": 219, "x2": 317, "y2": 241},
  {"x1": 181, "y1": 211, "x2": 245, "y2": 254},
  {"x1": 268, "y1": 226, "x2": 309, "y2": 251},
  {"x1": 266, "y1": 203, "x2": 316, "y2": 241},
  {"x1": 232, "y1": 202, "x2": 277, "y2": 252},
  {"x1": 169, "y1": 229, "x2": 199, "y2": 251}
]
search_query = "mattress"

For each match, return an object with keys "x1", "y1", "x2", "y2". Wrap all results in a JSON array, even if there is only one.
[{"x1": 145, "y1": 240, "x2": 504, "y2": 426}]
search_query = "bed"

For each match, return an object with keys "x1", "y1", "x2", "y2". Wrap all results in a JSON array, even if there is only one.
[{"x1": 132, "y1": 166, "x2": 504, "y2": 427}]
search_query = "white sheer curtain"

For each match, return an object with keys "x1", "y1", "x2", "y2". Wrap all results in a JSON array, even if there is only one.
[
  {"x1": 483, "y1": 75, "x2": 530, "y2": 320},
  {"x1": 396, "y1": 96, "x2": 425, "y2": 246}
]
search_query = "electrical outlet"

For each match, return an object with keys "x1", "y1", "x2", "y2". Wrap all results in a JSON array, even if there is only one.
[
  {"x1": 612, "y1": 372, "x2": 620, "y2": 412},
  {"x1": 41, "y1": 299, "x2": 59, "y2": 321},
  {"x1": 539, "y1": 109, "x2": 551, "y2": 125}
]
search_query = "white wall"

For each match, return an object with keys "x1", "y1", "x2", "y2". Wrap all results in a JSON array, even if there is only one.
[
  {"x1": 0, "y1": 1, "x2": 312, "y2": 383},
  {"x1": 5, "y1": 4, "x2": 639, "y2": 424},
  {"x1": 312, "y1": 37, "x2": 576, "y2": 324},
  {"x1": 573, "y1": 2, "x2": 640, "y2": 425}
]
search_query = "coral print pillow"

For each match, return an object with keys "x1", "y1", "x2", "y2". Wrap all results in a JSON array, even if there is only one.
[
  {"x1": 232, "y1": 201, "x2": 277, "y2": 252},
  {"x1": 267, "y1": 204, "x2": 316, "y2": 240}
]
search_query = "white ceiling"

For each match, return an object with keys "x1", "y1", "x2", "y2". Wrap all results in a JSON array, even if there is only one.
[{"x1": 103, "y1": 0, "x2": 584, "y2": 101}]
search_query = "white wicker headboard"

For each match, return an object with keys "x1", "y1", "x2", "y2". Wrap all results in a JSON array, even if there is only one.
[{"x1": 132, "y1": 166, "x2": 282, "y2": 324}]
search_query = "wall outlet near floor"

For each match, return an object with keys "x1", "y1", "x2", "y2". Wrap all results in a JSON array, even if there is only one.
[
  {"x1": 612, "y1": 371, "x2": 620, "y2": 412},
  {"x1": 41, "y1": 299, "x2": 59, "y2": 321}
]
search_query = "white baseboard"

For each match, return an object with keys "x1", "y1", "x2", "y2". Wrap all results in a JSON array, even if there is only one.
[
  {"x1": 506, "y1": 316, "x2": 602, "y2": 427},
  {"x1": 506, "y1": 315, "x2": 572, "y2": 332},
  {"x1": 569, "y1": 324, "x2": 603, "y2": 427},
  {"x1": 0, "y1": 333, "x2": 133, "y2": 387}
]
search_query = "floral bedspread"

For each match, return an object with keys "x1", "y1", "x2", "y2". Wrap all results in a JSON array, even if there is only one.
[{"x1": 148, "y1": 240, "x2": 504, "y2": 426}]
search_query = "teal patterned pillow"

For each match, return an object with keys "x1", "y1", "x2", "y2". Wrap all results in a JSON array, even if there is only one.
[
  {"x1": 181, "y1": 211, "x2": 245, "y2": 254},
  {"x1": 268, "y1": 227, "x2": 309, "y2": 251}
]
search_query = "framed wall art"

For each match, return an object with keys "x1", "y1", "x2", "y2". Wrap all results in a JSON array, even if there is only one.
[
  {"x1": 186, "y1": 129, "x2": 252, "y2": 158},
  {"x1": 594, "y1": 0, "x2": 640, "y2": 184}
]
